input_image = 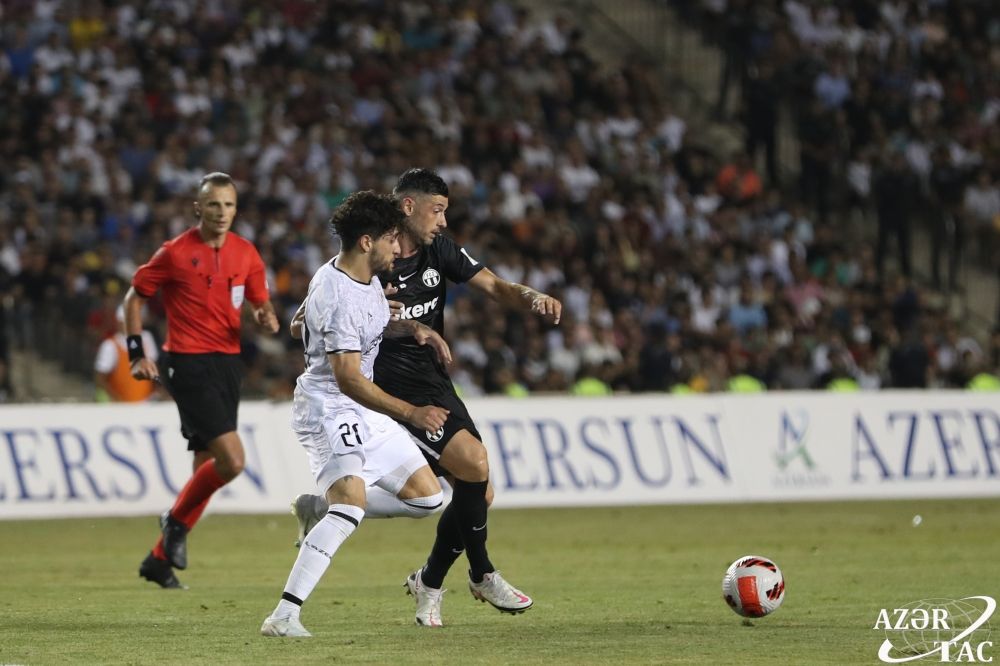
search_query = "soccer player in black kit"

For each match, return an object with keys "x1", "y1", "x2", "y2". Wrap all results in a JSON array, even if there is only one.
[
  {"x1": 382, "y1": 167, "x2": 560, "y2": 625},
  {"x1": 292, "y1": 169, "x2": 561, "y2": 626}
]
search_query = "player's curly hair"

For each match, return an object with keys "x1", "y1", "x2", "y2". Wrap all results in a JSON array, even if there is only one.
[
  {"x1": 393, "y1": 168, "x2": 449, "y2": 198},
  {"x1": 329, "y1": 190, "x2": 405, "y2": 249}
]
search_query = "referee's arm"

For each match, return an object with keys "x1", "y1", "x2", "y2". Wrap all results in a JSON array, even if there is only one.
[
  {"x1": 122, "y1": 286, "x2": 159, "y2": 382},
  {"x1": 250, "y1": 299, "x2": 280, "y2": 333}
]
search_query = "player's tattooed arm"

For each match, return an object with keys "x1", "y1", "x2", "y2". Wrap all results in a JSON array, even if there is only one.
[
  {"x1": 468, "y1": 268, "x2": 562, "y2": 324},
  {"x1": 520, "y1": 284, "x2": 562, "y2": 324},
  {"x1": 384, "y1": 319, "x2": 452, "y2": 364}
]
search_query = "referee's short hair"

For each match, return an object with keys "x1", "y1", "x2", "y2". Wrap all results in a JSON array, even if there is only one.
[
  {"x1": 393, "y1": 168, "x2": 449, "y2": 198},
  {"x1": 330, "y1": 190, "x2": 405, "y2": 249},
  {"x1": 199, "y1": 172, "x2": 235, "y2": 189}
]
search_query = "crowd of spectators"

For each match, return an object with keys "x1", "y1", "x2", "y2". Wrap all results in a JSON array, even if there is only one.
[
  {"x1": 0, "y1": 0, "x2": 997, "y2": 403},
  {"x1": 688, "y1": 0, "x2": 1000, "y2": 292}
]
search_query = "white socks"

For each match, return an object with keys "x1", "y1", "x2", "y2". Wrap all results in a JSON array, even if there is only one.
[
  {"x1": 364, "y1": 487, "x2": 444, "y2": 519},
  {"x1": 273, "y1": 503, "x2": 365, "y2": 618},
  {"x1": 309, "y1": 489, "x2": 444, "y2": 520}
]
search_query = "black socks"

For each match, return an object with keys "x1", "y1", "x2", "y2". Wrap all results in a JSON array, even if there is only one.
[{"x1": 421, "y1": 480, "x2": 494, "y2": 587}]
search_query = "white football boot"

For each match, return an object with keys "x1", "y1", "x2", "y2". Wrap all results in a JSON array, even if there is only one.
[
  {"x1": 260, "y1": 615, "x2": 312, "y2": 638},
  {"x1": 291, "y1": 494, "x2": 324, "y2": 548},
  {"x1": 468, "y1": 571, "x2": 533, "y2": 613},
  {"x1": 404, "y1": 568, "x2": 445, "y2": 627}
]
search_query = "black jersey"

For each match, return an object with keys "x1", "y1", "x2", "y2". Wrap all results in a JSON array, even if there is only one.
[{"x1": 373, "y1": 234, "x2": 484, "y2": 397}]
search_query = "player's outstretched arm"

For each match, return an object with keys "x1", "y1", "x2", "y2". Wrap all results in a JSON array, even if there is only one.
[
  {"x1": 468, "y1": 268, "x2": 562, "y2": 324},
  {"x1": 384, "y1": 320, "x2": 452, "y2": 364},
  {"x1": 330, "y1": 351, "x2": 449, "y2": 431}
]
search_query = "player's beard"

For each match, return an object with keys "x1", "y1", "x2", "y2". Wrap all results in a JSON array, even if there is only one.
[{"x1": 402, "y1": 221, "x2": 432, "y2": 247}]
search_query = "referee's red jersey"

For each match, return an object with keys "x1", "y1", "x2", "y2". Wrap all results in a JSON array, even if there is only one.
[{"x1": 132, "y1": 227, "x2": 269, "y2": 354}]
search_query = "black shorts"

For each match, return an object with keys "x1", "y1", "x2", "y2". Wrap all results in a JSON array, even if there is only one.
[
  {"x1": 397, "y1": 388, "x2": 482, "y2": 476},
  {"x1": 159, "y1": 352, "x2": 243, "y2": 451}
]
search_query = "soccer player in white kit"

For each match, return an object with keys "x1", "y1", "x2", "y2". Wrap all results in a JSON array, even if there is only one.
[{"x1": 261, "y1": 191, "x2": 451, "y2": 638}]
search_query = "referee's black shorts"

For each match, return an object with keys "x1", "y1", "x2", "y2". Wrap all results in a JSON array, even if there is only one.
[
  {"x1": 395, "y1": 387, "x2": 482, "y2": 477},
  {"x1": 159, "y1": 352, "x2": 244, "y2": 451}
]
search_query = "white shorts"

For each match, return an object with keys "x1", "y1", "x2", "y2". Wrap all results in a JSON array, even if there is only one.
[{"x1": 295, "y1": 407, "x2": 428, "y2": 496}]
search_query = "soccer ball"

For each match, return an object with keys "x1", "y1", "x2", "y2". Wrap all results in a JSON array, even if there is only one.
[{"x1": 721, "y1": 555, "x2": 785, "y2": 617}]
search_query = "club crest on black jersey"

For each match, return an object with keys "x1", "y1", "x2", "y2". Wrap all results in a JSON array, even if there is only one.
[
  {"x1": 374, "y1": 235, "x2": 484, "y2": 391},
  {"x1": 378, "y1": 235, "x2": 483, "y2": 335}
]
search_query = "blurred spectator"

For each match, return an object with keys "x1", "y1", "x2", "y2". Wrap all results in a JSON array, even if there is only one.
[
  {"x1": 571, "y1": 362, "x2": 613, "y2": 396},
  {"x1": 714, "y1": 0, "x2": 751, "y2": 118},
  {"x1": 874, "y1": 151, "x2": 917, "y2": 279},
  {"x1": 796, "y1": 97, "x2": 836, "y2": 224},
  {"x1": 716, "y1": 152, "x2": 763, "y2": 204},
  {"x1": 93, "y1": 305, "x2": 159, "y2": 402},
  {"x1": 927, "y1": 145, "x2": 967, "y2": 292},
  {"x1": 741, "y1": 57, "x2": 780, "y2": 185},
  {"x1": 728, "y1": 282, "x2": 768, "y2": 336},
  {"x1": 889, "y1": 327, "x2": 930, "y2": 389},
  {"x1": 963, "y1": 169, "x2": 1000, "y2": 265}
]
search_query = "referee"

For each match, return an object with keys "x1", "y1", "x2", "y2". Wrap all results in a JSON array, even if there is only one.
[{"x1": 125, "y1": 172, "x2": 279, "y2": 589}]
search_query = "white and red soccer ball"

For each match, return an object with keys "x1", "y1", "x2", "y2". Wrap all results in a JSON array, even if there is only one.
[{"x1": 722, "y1": 555, "x2": 785, "y2": 618}]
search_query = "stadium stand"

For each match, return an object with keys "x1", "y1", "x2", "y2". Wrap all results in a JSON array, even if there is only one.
[{"x1": 0, "y1": 0, "x2": 997, "y2": 402}]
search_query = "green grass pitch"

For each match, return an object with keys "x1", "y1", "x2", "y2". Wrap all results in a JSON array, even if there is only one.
[{"x1": 1, "y1": 498, "x2": 996, "y2": 665}]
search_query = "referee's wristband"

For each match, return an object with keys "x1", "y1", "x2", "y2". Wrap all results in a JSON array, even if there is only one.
[{"x1": 126, "y1": 335, "x2": 145, "y2": 362}]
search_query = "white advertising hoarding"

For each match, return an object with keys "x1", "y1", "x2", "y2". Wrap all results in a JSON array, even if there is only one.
[
  {"x1": 0, "y1": 392, "x2": 997, "y2": 519},
  {"x1": 474, "y1": 392, "x2": 1000, "y2": 509},
  {"x1": 0, "y1": 402, "x2": 316, "y2": 519}
]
